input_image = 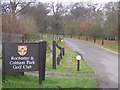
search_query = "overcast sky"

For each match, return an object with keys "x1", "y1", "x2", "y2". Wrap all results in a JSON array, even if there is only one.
[{"x1": 37, "y1": 0, "x2": 119, "y2": 4}]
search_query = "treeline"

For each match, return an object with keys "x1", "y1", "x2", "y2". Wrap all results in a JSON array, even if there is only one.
[{"x1": 1, "y1": 1, "x2": 119, "y2": 40}]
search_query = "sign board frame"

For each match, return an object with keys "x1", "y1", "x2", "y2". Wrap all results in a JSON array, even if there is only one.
[{"x1": 2, "y1": 41, "x2": 46, "y2": 84}]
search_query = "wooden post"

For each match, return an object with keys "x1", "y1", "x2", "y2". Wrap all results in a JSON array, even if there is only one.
[
  {"x1": 57, "y1": 56, "x2": 60, "y2": 65},
  {"x1": 39, "y1": 41, "x2": 46, "y2": 80},
  {"x1": 60, "y1": 51, "x2": 62, "y2": 60},
  {"x1": 94, "y1": 37, "x2": 96, "y2": 43},
  {"x1": 38, "y1": 42, "x2": 42, "y2": 84},
  {"x1": 52, "y1": 41, "x2": 56, "y2": 69},
  {"x1": 21, "y1": 35, "x2": 25, "y2": 76},
  {"x1": 22, "y1": 35, "x2": 25, "y2": 42},
  {"x1": 2, "y1": 41, "x2": 6, "y2": 83},
  {"x1": 78, "y1": 35, "x2": 80, "y2": 39},
  {"x1": 86, "y1": 37, "x2": 88, "y2": 41},
  {"x1": 62, "y1": 48, "x2": 65, "y2": 56},
  {"x1": 102, "y1": 39, "x2": 104, "y2": 45},
  {"x1": 59, "y1": 38, "x2": 61, "y2": 42},
  {"x1": 77, "y1": 60, "x2": 80, "y2": 71}
]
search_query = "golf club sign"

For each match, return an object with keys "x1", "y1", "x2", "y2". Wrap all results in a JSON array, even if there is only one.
[
  {"x1": 7, "y1": 44, "x2": 38, "y2": 72},
  {"x1": 2, "y1": 41, "x2": 46, "y2": 84}
]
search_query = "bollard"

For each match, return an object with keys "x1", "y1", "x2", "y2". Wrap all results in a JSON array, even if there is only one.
[
  {"x1": 77, "y1": 60, "x2": 80, "y2": 71},
  {"x1": 76, "y1": 55, "x2": 81, "y2": 71}
]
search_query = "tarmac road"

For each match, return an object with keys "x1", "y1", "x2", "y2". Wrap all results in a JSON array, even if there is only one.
[{"x1": 64, "y1": 38, "x2": 118, "y2": 88}]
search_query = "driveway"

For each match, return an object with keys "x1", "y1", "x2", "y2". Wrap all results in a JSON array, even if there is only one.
[{"x1": 64, "y1": 38, "x2": 118, "y2": 88}]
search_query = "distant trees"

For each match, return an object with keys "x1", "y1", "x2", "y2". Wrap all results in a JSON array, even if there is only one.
[
  {"x1": 102, "y1": 2, "x2": 118, "y2": 40},
  {"x1": 1, "y1": 1, "x2": 119, "y2": 41},
  {"x1": 48, "y1": 2, "x2": 67, "y2": 35},
  {"x1": 63, "y1": 2, "x2": 118, "y2": 41},
  {"x1": 2, "y1": 0, "x2": 33, "y2": 34}
]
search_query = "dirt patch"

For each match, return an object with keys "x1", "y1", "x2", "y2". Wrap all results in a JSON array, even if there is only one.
[
  {"x1": 46, "y1": 71, "x2": 80, "y2": 78},
  {"x1": 66, "y1": 59, "x2": 73, "y2": 71},
  {"x1": 26, "y1": 71, "x2": 95, "y2": 80}
]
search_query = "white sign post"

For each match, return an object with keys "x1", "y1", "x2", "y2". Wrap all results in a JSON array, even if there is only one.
[
  {"x1": 76, "y1": 55, "x2": 81, "y2": 71},
  {"x1": 76, "y1": 55, "x2": 81, "y2": 61}
]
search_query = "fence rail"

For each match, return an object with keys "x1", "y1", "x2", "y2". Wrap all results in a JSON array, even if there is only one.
[{"x1": 56, "y1": 43, "x2": 65, "y2": 65}]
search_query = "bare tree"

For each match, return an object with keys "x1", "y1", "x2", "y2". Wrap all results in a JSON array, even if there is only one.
[
  {"x1": 48, "y1": 2, "x2": 67, "y2": 34},
  {"x1": 2, "y1": 0, "x2": 34, "y2": 34}
]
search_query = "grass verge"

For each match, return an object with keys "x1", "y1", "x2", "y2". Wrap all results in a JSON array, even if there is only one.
[
  {"x1": 67, "y1": 35, "x2": 119, "y2": 53},
  {"x1": 90, "y1": 40, "x2": 119, "y2": 53},
  {"x1": 3, "y1": 74, "x2": 96, "y2": 88}
]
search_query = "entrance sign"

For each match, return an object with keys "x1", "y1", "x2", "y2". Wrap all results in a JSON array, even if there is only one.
[
  {"x1": 4, "y1": 42, "x2": 39, "y2": 72},
  {"x1": 2, "y1": 41, "x2": 46, "y2": 84}
]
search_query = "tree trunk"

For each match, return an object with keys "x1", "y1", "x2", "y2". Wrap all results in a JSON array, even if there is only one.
[
  {"x1": 94, "y1": 36, "x2": 96, "y2": 43},
  {"x1": 86, "y1": 37, "x2": 88, "y2": 41},
  {"x1": 102, "y1": 39, "x2": 104, "y2": 45},
  {"x1": 115, "y1": 36, "x2": 117, "y2": 41},
  {"x1": 78, "y1": 35, "x2": 80, "y2": 39},
  {"x1": 109, "y1": 36, "x2": 111, "y2": 40}
]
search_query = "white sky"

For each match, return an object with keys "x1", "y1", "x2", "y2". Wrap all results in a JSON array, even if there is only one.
[
  {"x1": 37, "y1": 0, "x2": 119, "y2": 4},
  {"x1": 1, "y1": 0, "x2": 119, "y2": 4}
]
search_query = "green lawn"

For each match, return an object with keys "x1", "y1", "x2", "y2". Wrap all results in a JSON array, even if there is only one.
[
  {"x1": 3, "y1": 74, "x2": 96, "y2": 88},
  {"x1": 2, "y1": 37, "x2": 97, "y2": 88},
  {"x1": 101, "y1": 42, "x2": 119, "y2": 53},
  {"x1": 92, "y1": 40, "x2": 119, "y2": 53}
]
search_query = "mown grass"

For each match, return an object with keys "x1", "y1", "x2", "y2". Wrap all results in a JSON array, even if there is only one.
[
  {"x1": 91, "y1": 39, "x2": 119, "y2": 53},
  {"x1": 2, "y1": 37, "x2": 97, "y2": 88},
  {"x1": 3, "y1": 74, "x2": 96, "y2": 88}
]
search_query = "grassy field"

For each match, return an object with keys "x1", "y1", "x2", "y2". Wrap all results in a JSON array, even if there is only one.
[
  {"x1": 96, "y1": 40, "x2": 119, "y2": 53},
  {"x1": 2, "y1": 38, "x2": 97, "y2": 88}
]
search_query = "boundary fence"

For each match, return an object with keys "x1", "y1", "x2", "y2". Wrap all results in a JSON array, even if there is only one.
[
  {"x1": 52, "y1": 40, "x2": 65, "y2": 69},
  {"x1": 56, "y1": 43, "x2": 65, "y2": 65}
]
